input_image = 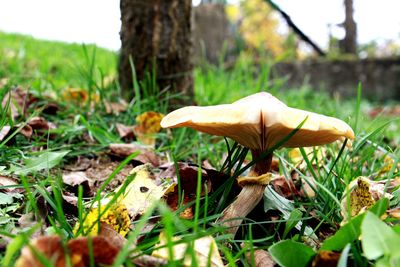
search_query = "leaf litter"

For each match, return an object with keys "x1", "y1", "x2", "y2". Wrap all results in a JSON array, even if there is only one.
[{"x1": 1, "y1": 83, "x2": 400, "y2": 266}]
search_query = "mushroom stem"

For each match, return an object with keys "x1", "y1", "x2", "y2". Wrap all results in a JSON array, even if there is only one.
[
  {"x1": 250, "y1": 150, "x2": 273, "y2": 176},
  {"x1": 218, "y1": 152, "x2": 273, "y2": 237}
]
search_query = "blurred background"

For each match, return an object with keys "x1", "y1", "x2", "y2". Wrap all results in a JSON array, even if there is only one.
[
  {"x1": 1, "y1": 0, "x2": 399, "y2": 56},
  {"x1": 1, "y1": 0, "x2": 400, "y2": 101}
]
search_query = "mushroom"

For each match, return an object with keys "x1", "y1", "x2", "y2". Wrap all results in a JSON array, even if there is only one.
[{"x1": 161, "y1": 92, "x2": 354, "y2": 236}]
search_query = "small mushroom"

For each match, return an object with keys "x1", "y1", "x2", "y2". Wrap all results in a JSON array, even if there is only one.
[{"x1": 161, "y1": 92, "x2": 354, "y2": 236}]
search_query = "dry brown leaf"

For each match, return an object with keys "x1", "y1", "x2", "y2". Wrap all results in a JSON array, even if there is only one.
[
  {"x1": 387, "y1": 208, "x2": 400, "y2": 219},
  {"x1": 62, "y1": 171, "x2": 91, "y2": 187},
  {"x1": 115, "y1": 123, "x2": 135, "y2": 140},
  {"x1": 2, "y1": 87, "x2": 38, "y2": 119},
  {"x1": 63, "y1": 157, "x2": 134, "y2": 193},
  {"x1": 152, "y1": 232, "x2": 224, "y2": 267},
  {"x1": 16, "y1": 124, "x2": 33, "y2": 138},
  {"x1": 27, "y1": 116, "x2": 57, "y2": 132},
  {"x1": 368, "y1": 106, "x2": 400, "y2": 118},
  {"x1": 300, "y1": 176, "x2": 317, "y2": 198},
  {"x1": 0, "y1": 175, "x2": 21, "y2": 193},
  {"x1": 270, "y1": 175, "x2": 299, "y2": 199},
  {"x1": 62, "y1": 191, "x2": 79, "y2": 207},
  {"x1": 42, "y1": 102, "x2": 60, "y2": 115},
  {"x1": 160, "y1": 163, "x2": 215, "y2": 219},
  {"x1": 18, "y1": 213, "x2": 37, "y2": 229},
  {"x1": 133, "y1": 111, "x2": 164, "y2": 146},
  {"x1": 245, "y1": 249, "x2": 275, "y2": 267},
  {"x1": 104, "y1": 100, "x2": 128, "y2": 115},
  {"x1": 98, "y1": 223, "x2": 127, "y2": 249},
  {"x1": 62, "y1": 171, "x2": 92, "y2": 196},
  {"x1": 109, "y1": 143, "x2": 160, "y2": 167},
  {"x1": 15, "y1": 235, "x2": 120, "y2": 267},
  {"x1": 63, "y1": 157, "x2": 92, "y2": 171},
  {"x1": 311, "y1": 251, "x2": 340, "y2": 267},
  {"x1": 270, "y1": 172, "x2": 316, "y2": 199}
]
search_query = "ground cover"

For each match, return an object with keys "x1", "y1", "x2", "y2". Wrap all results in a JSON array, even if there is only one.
[{"x1": 0, "y1": 32, "x2": 399, "y2": 266}]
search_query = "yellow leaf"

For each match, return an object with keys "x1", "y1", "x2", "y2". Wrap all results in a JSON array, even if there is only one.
[
  {"x1": 117, "y1": 164, "x2": 175, "y2": 218},
  {"x1": 75, "y1": 202, "x2": 131, "y2": 237},
  {"x1": 288, "y1": 146, "x2": 326, "y2": 169},
  {"x1": 134, "y1": 111, "x2": 164, "y2": 146},
  {"x1": 152, "y1": 232, "x2": 224, "y2": 267},
  {"x1": 61, "y1": 87, "x2": 100, "y2": 105},
  {"x1": 340, "y1": 177, "x2": 393, "y2": 223},
  {"x1": 379, "y1": 155, "x2": 399, "y2": 176}
]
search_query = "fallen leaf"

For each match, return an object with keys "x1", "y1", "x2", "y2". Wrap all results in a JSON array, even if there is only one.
[
  {"x1": 109, "y1": 143, "x2": 160, "y2": 167},
  {"x1": 379, "y1": 155, "x2": 399, "y2": 176},
  {"x1": 98, "y1": 223, "x2": 126, "y2": 249},
  {"x1": 62, "y1": 192, "x2": 79, "y2": 207},
  {"x1": 61, "y1": 87, "x2": 100, "y2": 110},
  {"x1": 311, "y1": 251, "x2": 340, "y2": 267},
  {"x1": 62, "y1": 171, "x2": 92, "y2": 187},
  {"x1": 63, "y1": 157, "x2": 134, "y2": 193},
  {"x1": 0, "y1": 77, "x2": 9, "y2": 88},
  {"x1": 270, "y1": 172, "x2": 316, "y2": 199},
  {"x1": 160, "y1": 163, "x2": 215, "y2": 219},
  {"x1": 63, "y1": 157, "x2": 92, "y2": 171},
  {"x1": 116, "y1": 164, "x2": 175, "y2": 218},
  {"x1": 18, "y1": 212, "x2": 37, "y2": 229},
  {"x1": 104, "y1": 100, "x2": 128, "y2": 115},
  {"x1": 16, "y1": 124, "x2": 33, "y2": 138},
  {"x1": 75, "y1": 202, "x2": 131, "y2": 237},
  {"x1": 2, "y1": 87, "x2": 38, "y2": 119},
  {"x1": 368, "y1": 106, "x2": 400, "y2": 118},
  {"x1": 27, "y1": 116, "x2": 57, "y2": 133},
  {"x1": 341, "y1": 177, "x2": 393, "y2": 222},
  {"x1": 42, "y1": 102, "x2": 60, "y2": 115},
  {"x1": 288, "y1": 146, "x2": 327, "y2": 170},
  {"x1": 152, "y1": 232, "x2": 224, "y2": 267},
  {"x1": 115, "y1": 123, "x2": 135, "y2": 140},
  {"x1": 0, "y1": 175, "x2": 22, "y2": 193},
  {"x1": 0, "y1": 126, "x2": 11, "y2": 141},
  {"x1": 245, "y1": 249, "x2": 275, "y2": 267},
  {"x1": 270, "y1": 174, "x2": 299, "y2": 199},
  {"x1": 133, "y1": 111, "x2": 164, "y2": 146},
  {"x1": 132, "y1": 255, "x2": 168, "y2": 267},
  {"x1": 15, "y1": 235, "x2": 120, "y2": 267}
]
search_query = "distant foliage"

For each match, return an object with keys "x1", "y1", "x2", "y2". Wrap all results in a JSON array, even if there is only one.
[{"x1": 238, "y1": 0, "x2": 285, "y2": 57}]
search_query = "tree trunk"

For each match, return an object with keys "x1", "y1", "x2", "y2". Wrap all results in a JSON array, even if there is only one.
[
  {"x1": 341, "y1": 0, "x2": 357, "y2": 54},
  {"x1": 119, "y1": 0, "x2": 193, "y2": 103}
]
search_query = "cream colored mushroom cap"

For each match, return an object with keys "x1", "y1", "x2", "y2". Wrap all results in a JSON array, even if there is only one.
[{"x1": 161, "y1": 92, "x2": 355, "y2": 151}]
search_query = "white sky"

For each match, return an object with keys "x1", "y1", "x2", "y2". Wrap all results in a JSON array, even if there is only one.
[{"x1": 0, "y1": 0, "x2": 399, "y2": 51}]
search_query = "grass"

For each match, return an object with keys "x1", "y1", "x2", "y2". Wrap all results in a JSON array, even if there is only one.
[{"x1": 0, "y1": 32, "x2": 400, "y2": 266}]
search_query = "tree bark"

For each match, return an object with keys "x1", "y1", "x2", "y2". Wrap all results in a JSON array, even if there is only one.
[
  {"x1": 119, "y1": 0, "x2": 193, "y2": 102},
  {"x1": 341, "y1": 0, "x2": 357, "y2": 54}
]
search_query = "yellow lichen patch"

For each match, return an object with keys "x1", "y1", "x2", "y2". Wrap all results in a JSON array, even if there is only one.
[
  {"x1": 134, "y1": 111, "x2": 164, "y2": 146},
  {"x1": 75, "y1": 202, "x2": 131, "y2": 237}
]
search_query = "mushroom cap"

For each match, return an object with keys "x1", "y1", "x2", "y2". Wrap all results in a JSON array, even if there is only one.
[{"x1": 161, "y1": 92, "x2": 355, "y2": 151}]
